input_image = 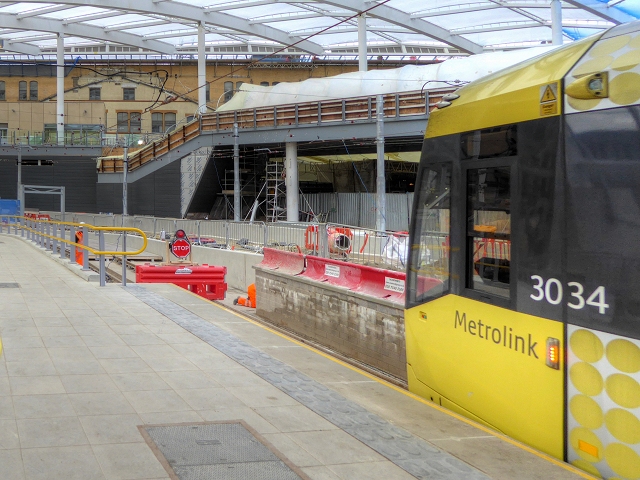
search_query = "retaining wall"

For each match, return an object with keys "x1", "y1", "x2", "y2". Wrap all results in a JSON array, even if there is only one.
[{"x1": 255, "y1": 265, "x2": 406, "y2": 382}]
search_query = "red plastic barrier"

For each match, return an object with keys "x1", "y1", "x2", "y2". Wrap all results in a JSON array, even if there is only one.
[
  {"x1": 301, "y1": 256, "x2": 443, "y2": 303},
  {"x1": 24, "y1": 213, "x2": 51, "y2": 221},
  {"x1": 257, "y1": 248, "x2": 305, "y2": 275},
  {"x1": 135, "y1": 263, "x2": 227, "y2": 300}
]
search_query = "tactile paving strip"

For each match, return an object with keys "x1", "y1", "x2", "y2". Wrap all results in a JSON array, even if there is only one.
[
  {"x1": 143, "y1": 422, "x2": 302, "y2": 480},
  {"x1": 128, "y1": 285, "x2": 489, "y2": 480}
]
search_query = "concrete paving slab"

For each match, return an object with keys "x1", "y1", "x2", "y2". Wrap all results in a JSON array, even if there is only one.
[{"x1": 0, "y1": 233, "x2": 595, "y2": 480}]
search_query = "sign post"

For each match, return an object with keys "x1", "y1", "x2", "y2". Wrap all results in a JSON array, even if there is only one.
[{"x1": 167, "y1": 229, "x2": 191, "y2": 263}]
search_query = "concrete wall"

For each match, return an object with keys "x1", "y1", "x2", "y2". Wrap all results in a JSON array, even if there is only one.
[
  {"x1": 255, "y1": 266, "x2": 406, "y2": 381},
  {"x1": 112, "y1": 234, "x2": 262, "y2": 290}
]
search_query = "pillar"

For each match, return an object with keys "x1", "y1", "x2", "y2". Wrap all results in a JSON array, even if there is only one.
[
  {"x1": 551, "y1": 0, "x2": 563, "y2": 46},
  {"x1": 198, "y1": 22, "x2": 207, "y2": 114},
  {"x1": 57, "y1": 33, "x2": 64, "y2": 144},
  {"x1": 285, "y1": 142, "x2": 299, "y2": 222},
  {"x1": 376, "y1": 95, "x2": 386, "y2": 232},
  {"x1": 358, "y1": 14, "x2": 367, "y2": 72}
]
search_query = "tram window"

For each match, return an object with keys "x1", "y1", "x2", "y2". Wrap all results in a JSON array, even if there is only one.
[
  {"x1": 466, "y1": 166, "x2": 511, "y2": 298},
  {"x1": 407, "y1": 164, "x2": 451, "y2": 305},
  {"x1": 461, "y1": 125, "x2": 517, "y2": 160}
]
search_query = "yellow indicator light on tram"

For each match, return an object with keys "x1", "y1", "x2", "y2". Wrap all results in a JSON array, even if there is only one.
[
  {"x1": 546, "y1": 337, "x2": 560, "y2": 369},
  {"x1": 578, "y1": 440, "x2": 599, "y2": 458}
]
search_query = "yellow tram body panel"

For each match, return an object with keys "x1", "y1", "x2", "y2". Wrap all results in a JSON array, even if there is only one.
[
  {"x1": 406, "y1": 295, "x2": 564, "y2": 459},
  {"x1": 426, "y1": 36, "x2": 599, "y2": 139}
]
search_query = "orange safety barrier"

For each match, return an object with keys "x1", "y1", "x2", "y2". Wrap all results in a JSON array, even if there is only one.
[
  {"x1": 304, "y1": 226, "x2": 354, "y2": 254},
  {"x1": 135, "y1": 264, "x2": 227, "y2": 300}
]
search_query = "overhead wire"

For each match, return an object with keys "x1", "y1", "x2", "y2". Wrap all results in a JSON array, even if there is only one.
[{"x1": 159, "y1": 0, "x2": 395, "y2": 107}]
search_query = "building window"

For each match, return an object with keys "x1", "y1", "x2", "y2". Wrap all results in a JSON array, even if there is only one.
[
  {"x1": 123, "y1": 88, "x2": 135, "y2": 101},
  {"x1": 89, "y1": 88, "x2": 101, "y2": 100},
  {"x1": 19, "y1": 81, "x2": 27, "y2": 100},
  {"x1": 236, "y1": 81, "x2": 244, "y2": 91},
  {"x1": 117, "y1": 112, "x2": 141, "y2": 133},
  {"x1": 272, "y1": 82, "x2": 280, "y2": 86},
  {"x1": 0, "y1": 81, "x2": 5, "y2": 100},
  {"x1": 206, "y1": 83, "x2": 210, "y2": 102},
  {"x1": 223, "y1": 81, "x2": 233, "y2": 103},
  {"x1": 151, "y1": 112, "x2": 176, "y2": 133},
  {"x1": 30, "y1": 81, "x2": 38, "y2": 101},
  {"x1": 0, "y1": 123, "x2": 7, "y2": 144},
  {"x1": 260, "y1": 82, "x2": 269, "y2": 87}
]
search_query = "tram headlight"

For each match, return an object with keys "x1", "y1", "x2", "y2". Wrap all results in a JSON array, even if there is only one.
[
  {"x1": 546, "y1": 337, "x2": 560, "y2": 370},
  {"x1": 566, "y1": 72, "x2": 609, "y2": 100}
]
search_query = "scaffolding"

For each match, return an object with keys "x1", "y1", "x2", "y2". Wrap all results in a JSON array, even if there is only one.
[{"x1": 265, "y1": 161, "x2": 287, "y2": 222}]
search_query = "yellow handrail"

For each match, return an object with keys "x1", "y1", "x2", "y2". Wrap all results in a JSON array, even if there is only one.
[{"x1": 1, "y1": 216, "x2": 148, "y2": 257}]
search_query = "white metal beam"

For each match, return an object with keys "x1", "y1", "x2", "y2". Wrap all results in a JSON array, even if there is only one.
[
  {"x1": 104, "y1": 20, "x2": 168, "y2": 32},
  {"x1": 17, "y1": 5, "x2": 74, "y2": 19},
  {"x1": 317, "y1": 0, "x2": 484, "y2": 53},
  {"x1": 12, "y1": 0, "x2": 325, "y2": 55},
  {"x1": 249, "y1": 12, "x2": 344, "y2": 24},
  {"x1": 63, "y1": 11, "x2": 124, "y2": 25},
  {"x1": 452, "y1": 21, "x2": 541, "y2": 34},
  {"x1": 0, "y1": 12, "x2": 177, "y2": 53},
  {"x1": 2, "y1": 41, "x2": 41, "y2": 54}
]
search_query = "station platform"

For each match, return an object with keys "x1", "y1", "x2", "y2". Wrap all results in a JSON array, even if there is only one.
[{"x1": 0, "y1": 234, "x2": 594, "y2": 480}]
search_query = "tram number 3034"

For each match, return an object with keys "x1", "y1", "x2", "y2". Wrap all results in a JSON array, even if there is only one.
[{"x1": 530, "y1": 276, "x2": 609, "y2": 314}]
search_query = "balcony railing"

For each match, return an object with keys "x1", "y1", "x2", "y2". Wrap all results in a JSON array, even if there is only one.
[{"x1": 97, "y1": 87, "x2": 456, "y2": 174}]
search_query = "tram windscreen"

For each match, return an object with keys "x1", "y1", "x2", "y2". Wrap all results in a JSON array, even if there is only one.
[{"x1": 407, "y1": 163, "x2": 451, "y2": 306}]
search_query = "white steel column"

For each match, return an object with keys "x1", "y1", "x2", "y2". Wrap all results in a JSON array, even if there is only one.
[
  {"x1": 358, "y1": 14, "x2": 367, "y2": 72},
  {"x1": 198, "y1": 22, "x2": 207, "y2": 114},
  {"x1": 57, "y1": 33, "x2": 65, "y2": 145},
  {"x1": 551, "y1": 0, "x2": 563, "y2": 46},
  {"x1": 376, "y1": 95, "x2": 386, "y2": 232},
  {"x1": 233, "y1": 123, "x2": 240, "y2": 221},
  {"x1": 285, "y1": 142, "x2": 299, "y2": 222}
]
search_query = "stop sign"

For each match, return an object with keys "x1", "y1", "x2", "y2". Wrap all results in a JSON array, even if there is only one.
[{"x1": 170, "y1": 238, "x2": 191, "y2": 259}]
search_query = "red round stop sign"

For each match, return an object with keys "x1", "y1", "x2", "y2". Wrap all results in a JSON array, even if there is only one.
[{"x1": 170, "y1": 238, "x2": 191, "y2": 259}]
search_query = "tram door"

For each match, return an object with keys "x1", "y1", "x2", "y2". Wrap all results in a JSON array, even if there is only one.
[{"x1": 463, "y1": 163, "x2": 512, "y2": 303}]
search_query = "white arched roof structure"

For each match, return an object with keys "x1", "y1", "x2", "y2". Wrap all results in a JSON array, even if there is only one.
[{"x1": 0, "y1": 0, "x2": 638, "y2": 59}]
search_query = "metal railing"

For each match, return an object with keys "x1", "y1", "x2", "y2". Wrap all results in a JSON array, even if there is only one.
[
  {"x1": 98, "y1": 87, "x2": 458, "y2": 173},
  {"x1": 36, "y1": 211, "x2": 419, "y2": 272},
  {"x1": 0, "y1": 215, "x2": 148, "y2": 287}
]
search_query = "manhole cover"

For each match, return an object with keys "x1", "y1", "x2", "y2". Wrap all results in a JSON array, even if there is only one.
[
  {"x1": 140, "y1": 421, "x2": 308, "y2": 480},
  {"x1": 0, "y1": 283, "x2": 19, "y2": 288}
]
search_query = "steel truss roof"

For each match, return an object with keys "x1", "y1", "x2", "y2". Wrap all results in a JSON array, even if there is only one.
[{"x1": 0, "y1": 0, "x2": 638, "y2": 59}]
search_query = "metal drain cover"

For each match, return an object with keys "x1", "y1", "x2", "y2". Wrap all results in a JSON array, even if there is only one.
[
  {"x1": 0, "y1": 283, "x2": 19, "y2": 288},
  {"x1": 141, "y1": 422, "x2": 307, "y2": 480}
]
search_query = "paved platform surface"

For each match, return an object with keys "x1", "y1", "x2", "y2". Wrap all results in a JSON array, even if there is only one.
[{"x1": 0, "y1": 234, "x2": 593, "y2": 480}]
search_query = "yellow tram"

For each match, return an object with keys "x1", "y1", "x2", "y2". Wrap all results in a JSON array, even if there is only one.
[{"x1": 405, "y1": 20, "x2": 640, "y2": 479}]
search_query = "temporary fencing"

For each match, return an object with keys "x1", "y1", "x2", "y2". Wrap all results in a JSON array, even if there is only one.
[{"x1": 37, "y1": 211, "x2": 432, "y2": 273}]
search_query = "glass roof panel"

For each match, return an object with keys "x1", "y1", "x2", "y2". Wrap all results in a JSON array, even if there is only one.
[{"x1": 0, "y1": 0, "x2": 636, "y2": 58}]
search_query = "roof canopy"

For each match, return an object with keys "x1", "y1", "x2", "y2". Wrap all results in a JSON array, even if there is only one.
[{"x1": 0, "y1": 0, "x2": 638, "y2": 59}]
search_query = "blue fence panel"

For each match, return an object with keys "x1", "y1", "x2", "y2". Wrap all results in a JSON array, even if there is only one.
[{"x1": 0, "y1": 200, "x2": 19, "y2": 221}]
